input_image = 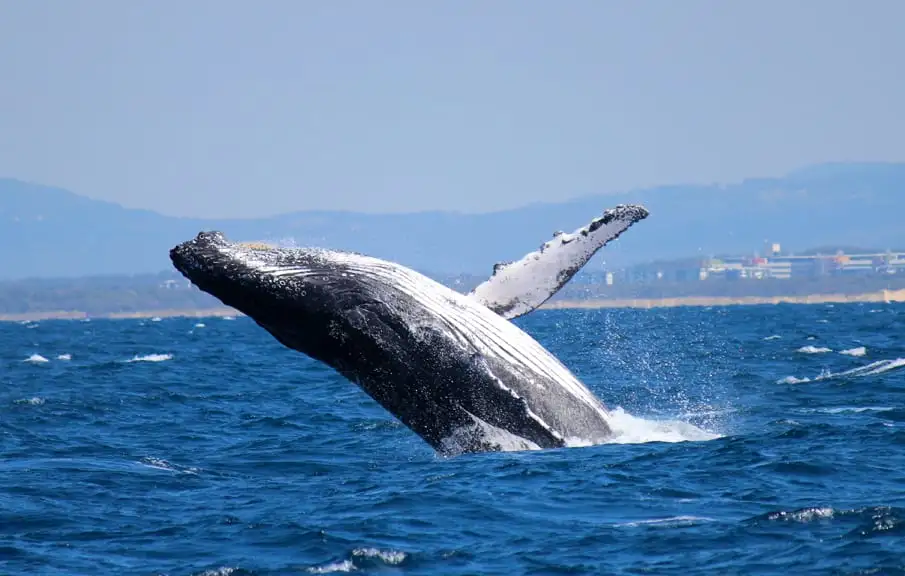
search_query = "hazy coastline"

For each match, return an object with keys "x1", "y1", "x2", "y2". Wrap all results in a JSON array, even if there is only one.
[{"x1": 4, "y1": 288, "x2": 903, "y2": 322}]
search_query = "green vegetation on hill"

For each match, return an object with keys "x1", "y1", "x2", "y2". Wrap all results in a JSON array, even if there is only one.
[
  {"x1": 0, "y1": 274, "x2": 220, "y2": 316},
  {"x1": 554, "y1": 275, "x2": 905, "y2": 301}
]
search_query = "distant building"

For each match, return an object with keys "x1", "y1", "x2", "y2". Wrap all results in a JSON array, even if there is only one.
[{"x1": 604, "y1": 243, "x2": 905, "y2": 285}]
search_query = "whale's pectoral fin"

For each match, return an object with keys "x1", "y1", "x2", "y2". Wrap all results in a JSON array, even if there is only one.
[{"x1": 466, "y1": 204, "x2": 649, "y2": 319}]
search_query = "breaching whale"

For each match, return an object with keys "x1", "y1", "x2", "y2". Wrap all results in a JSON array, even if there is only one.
[{"x1": 169, "y1": 204, "x2": 649, "y2": 455}]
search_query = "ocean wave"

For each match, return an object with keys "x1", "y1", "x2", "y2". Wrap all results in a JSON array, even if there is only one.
[
  {"x1": 778, "y1": 358, "x2": 905, "y2": 384},
  {"x1": 840, "y1": 346, "x2": 867, "y2": 357},
  {"x1": 797, "y1": 345, "x2": 832, "y2": 354},
  {"x1": 602, "y1": 408, "x2": 722, "y2": 444},
  {"x1": 126, "y1": 353, "x2": 173, "y2": 363},
  {"x1": 306, "y1": 547, "x2": 407, "y2": 573}
]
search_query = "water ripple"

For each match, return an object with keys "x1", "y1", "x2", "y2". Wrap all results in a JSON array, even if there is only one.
[{"x1": 2, "y1": 305, "x2": 905, "y2": 574}]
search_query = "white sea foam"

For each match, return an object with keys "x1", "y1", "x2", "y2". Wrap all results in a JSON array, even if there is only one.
[
  {"x1": 137, "y1": 456, "x2": 199, "y2": 475},
  {"x1": 305, "y1": 548, "x2": 407, "y2": 573},
  {"x1": 351, "y1": 548, "x2": 407, "y2": 565},
  {"x1": 767, "y1": 507, "x2": 835, "y2": 523},
  {"x1": 778, "y1": 375, "x2": 809, "y2": 384},
  {"x1": 615, "y1": 515, "x2": 717, "y2": 528},
  {"x1": 601, "y1": 408, "x2": 722, "y2": 444},
  {"x1": 797, "y1": 345, "x2": 832, "y2": 354},
  {"x1": 24, "y1": 353, "x2": 49, "y2": 363},
  {"x1": 127, "y1": 353, "x2": 173, "y2": 363},
  {"x1": 197, "y1": 568, "x2": 238, "y2": 576},
  {"x1": 307, "y1": 561, "x2": 355, "y2": 574},
  {"x1": 808, "y1": 406, "x2": 894, "y2": 414},
  {"x1": 57, "y1": 353, "x2": 72, "y2": 361},
  {"x1": 840, "y1": 346, "x2": 867, "y2": 357},
  {"x1": 777, "y1": 358, "x2": 905, "y2": 384}
]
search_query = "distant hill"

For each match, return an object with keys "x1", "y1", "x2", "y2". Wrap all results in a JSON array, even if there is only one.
[{"x1": 2, "y1": 161, "x2": 904, "y2": 280}]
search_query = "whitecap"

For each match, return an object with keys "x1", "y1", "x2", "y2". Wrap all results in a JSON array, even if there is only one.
[
  {"x1": 777, "y1": 358, "x2": 905, "y2": 384},
  {"x1": 796, "y1": 345, "x2": 832, "y2": 354},
  {"x1": 778, "y1": 375, "x2": 810, "y2": 384},
  {"x1": 767, "y1": 507, "x2": 835, "y2": 523},
  {"x1": 813, "y1": 406, "x2": 894, "y2": 414},
  {"x1": 352, "y1": 548, "x2": 407, "y2": 565},
  {"x1": 307, "y1": 561, "x2": 355, "y2": 574},
  {"x1": 763, "y1": 335, "x2": 782, "y2": 341},
  {"x1": 615, "y1": 515, "x2": 716, "y2": 528},
  {"x1": 197, "y1": 568, "x2": 239, "y2": 576},
  {"x1": 137, "y1": 456, "x2": 199, "y2": 475},
  {"x1": 601, "y1": 408, "x2": 722, "y2": 444},
  {"x1": 840, "y1": 346, "x2": 867, "y2": 357},
  {"x1": 126, "y1": 353, "x2": 173, "y2": 363},
  {"x1": 14, "y1": 397, "x2": 45, "y2": 405},
  {"x1": 57, "y1": 353, "x2": 72, "y2": 361},
  {"x1": 24, "y1": 353, "x2": 49, "y2": 363}
]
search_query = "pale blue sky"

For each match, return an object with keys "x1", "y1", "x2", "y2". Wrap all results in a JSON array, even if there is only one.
[{"x1": 1, "y1": 1, "x2": 903, "y2": 218}]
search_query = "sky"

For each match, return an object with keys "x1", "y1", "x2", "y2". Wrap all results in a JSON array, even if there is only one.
[{"x1": 1, "y1": 1, "x2": 904, "y2": 219}]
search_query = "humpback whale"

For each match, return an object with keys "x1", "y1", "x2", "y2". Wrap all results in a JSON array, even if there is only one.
[{"x1": 169, "y1": 204, "x2": 649, "y2": 455}]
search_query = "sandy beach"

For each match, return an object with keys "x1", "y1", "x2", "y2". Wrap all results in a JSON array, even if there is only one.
[{"x1": 544, "y1": 288, "x2": 905, "y2": 310}]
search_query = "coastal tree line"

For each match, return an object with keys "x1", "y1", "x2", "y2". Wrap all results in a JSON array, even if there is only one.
[
  {"x1": 553, "y1": 275, "x2": 905, "y2": 301},
  {"x1": 0, "y1": 274, "x2": 221, "y2": 315}
]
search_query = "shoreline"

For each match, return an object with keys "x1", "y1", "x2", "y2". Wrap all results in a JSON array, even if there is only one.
[
  {"x1": 545, "y1": 288, "x2": 905, "y2": 310},
  {"x1": 2, "y1": 289, "x2": 903, "y2": 322}
]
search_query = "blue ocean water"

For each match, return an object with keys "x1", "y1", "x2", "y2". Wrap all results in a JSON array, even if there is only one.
[{"x1": 3, "y1": 303, "x2": 905, "y2": 575}]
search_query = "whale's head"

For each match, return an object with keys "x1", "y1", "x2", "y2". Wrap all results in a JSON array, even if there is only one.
[{"x1": 170, "y1": 231, "x2": 367, "y2": 360}]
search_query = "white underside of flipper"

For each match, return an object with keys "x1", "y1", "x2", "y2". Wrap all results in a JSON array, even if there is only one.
[{"x1": 467, "y1": 204, "x2": 649, "y2": 320}]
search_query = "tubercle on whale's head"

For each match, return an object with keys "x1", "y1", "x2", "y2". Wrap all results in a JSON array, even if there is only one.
[
  {"x1": 169, "y1": 231, "x2": 228, "y2": 278},
  {"x1": 169, "y1": 231, "x2": 316, "y2": 311},
  {"x1": 170, "y1": 231, "x2": 259, "y2": 289},
  {"x1": 170, "y1": 230, "x2": 351, "y2": 361}
]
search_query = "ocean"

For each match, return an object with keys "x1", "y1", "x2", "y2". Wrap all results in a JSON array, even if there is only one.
[{"x1": 3, "y1": 303, "x2": 905, "y2": 575}]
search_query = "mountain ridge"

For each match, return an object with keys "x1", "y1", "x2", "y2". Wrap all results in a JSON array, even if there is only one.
[{"x1": 2, "y1": 161, "x2": 904, "y2": 280}]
